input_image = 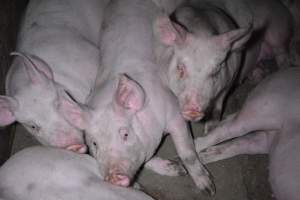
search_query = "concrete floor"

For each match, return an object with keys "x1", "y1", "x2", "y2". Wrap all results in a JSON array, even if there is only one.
[{"x1": 11, "y1": 76, "x2": 275, "y2": 200}]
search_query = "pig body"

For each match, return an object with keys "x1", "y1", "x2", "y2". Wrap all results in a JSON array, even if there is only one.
[
  {"x1": 0, "y1": 0, "x2": 109, "y2": 152},
  {"x1": 61, "y1": 0, "x2": 215, "y2": 194},
  {"x1": 0, "y1": 146, "x2": 155, "y2": 200},
  {"x1": 193, "y1": 67, "x2": 300, "y2": 200}
]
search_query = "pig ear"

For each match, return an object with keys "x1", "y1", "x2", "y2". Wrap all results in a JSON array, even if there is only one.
[
  {"x1": 214, "y1": 25, "x2": 253, "y2": 52},
  {"x1": 57, "y1": 89, "x2": 88, "y2": 130},
  {"x1": 11, "y1": 52, "x2": 54, "y2": 84},
  {"x1": 0, "y1": 96, "x2": 18, "y2": 126},
  {"x1": 153, "y1": 15, "x2": 187, "y2": 46},
  {"x1": 114, "y1": 74, "x2": 146, "y2": 113}
]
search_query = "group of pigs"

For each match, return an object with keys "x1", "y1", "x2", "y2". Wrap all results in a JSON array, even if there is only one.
[{"x1": 0, "y1": 0, "x2": 299, "y2": 199}]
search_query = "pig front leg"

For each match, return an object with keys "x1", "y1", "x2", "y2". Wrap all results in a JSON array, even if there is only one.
[
  {"x1": 198, "y1": 131, "x2": 276, "y2": 164},
  {"x1": 166, "y1": 114, "x2": 216, "y2": 195},
  {"x1": 144, "y1": 156, "x2": 187, "y2": 176}
]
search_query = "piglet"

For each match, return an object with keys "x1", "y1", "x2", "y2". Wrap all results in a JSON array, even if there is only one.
[
  {"x1": 0, "y1": 0, "x2": 108, "y2": 152},
  {"x1": 153, "y1": 4, "x2": 252, "y2": 122},
  {"x1": 153, "y1": 0, "x2": 293, "y2": 123},
  {"x1": 0, "y1": 146, "x2": 155, "y2": 200},
  {"x1": 60, "y1": 0, "x2": 215, "y2": 194},
  {"x1": 193, "y1": 67, "x2": 300, "y2": 200}
]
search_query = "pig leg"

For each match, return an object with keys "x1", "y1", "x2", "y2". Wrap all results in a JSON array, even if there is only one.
[
  {"x1": 195, "y1": 106, "x2": 275, "y2": 153},
  {"x1": 167, "y1": 115, "x2": 215, "y2": 195},
  {"x1": 198, "y1": 131, "x2": 276, "y2": 164},
  {"x1": 144, "y1": 156, "x2": 187, "y2": 176}
]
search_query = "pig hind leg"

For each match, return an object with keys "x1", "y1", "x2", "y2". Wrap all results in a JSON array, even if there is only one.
[
  {"x1": 198, "y1": 131, "x2": 276, "y2": 164},
  {"x1": 195, "y1": 103, "x2": 276, "y2": 153}
]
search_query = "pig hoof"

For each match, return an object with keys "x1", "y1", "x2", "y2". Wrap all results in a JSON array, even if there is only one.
[
  {"x1": 156, "y1": 158, "x2": 187, "y2": 176},
  {"x1": 168, "y1": 157, "x2": 187, "y2": 176},
  {"x1": 196, "y1": 175, "x2": 216, "y2": 196},
  {"x1": 158, "y1": 158, "x2": 187, "y2": 176},
  {"x1": 145, "y1": 157, "x2": 187, "y2": 176}
]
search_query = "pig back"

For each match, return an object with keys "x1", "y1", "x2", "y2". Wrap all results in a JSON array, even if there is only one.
[
  {"x1": 7, "y1": 0, "x2": 106, "y2": 102},
  {"x1": 0, "y1": 146, "x2": 155, "y2": 200}
]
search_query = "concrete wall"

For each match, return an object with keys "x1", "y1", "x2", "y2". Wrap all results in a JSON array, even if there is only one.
[{"x1": 0, "y1": 0, "x2": 29, "y2": 165}]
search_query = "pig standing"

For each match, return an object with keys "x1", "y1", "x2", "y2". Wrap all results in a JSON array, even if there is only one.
[
  {"x1": 153, "y1": 0, "x2": 292, "y2": 123},
  {"x1": 0, "y1": 146, "x2": 155, "y2": 200},
  {"x1": 0, "y1": 0, "x2": 109, "y2": 152},
  {"x1": 60, "y1": 0, "x2": 215, "y2": 194},
  {"x1": 193, "y1": 67, "x2": 300, "y2": 200}
]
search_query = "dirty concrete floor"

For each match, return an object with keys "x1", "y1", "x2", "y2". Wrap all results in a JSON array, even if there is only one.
[{"x1": 11, "y1": 76, "x2": 275, "y2": 200}]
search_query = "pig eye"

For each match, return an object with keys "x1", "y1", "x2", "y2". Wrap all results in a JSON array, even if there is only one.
[
  {"x1": 176, "y1": 64, "x2": 186, "y2": 79},
  {"x1": 26, "y1": 123, "x2": 40, "y2": 133},
  {"x1": 92, "y1": 141, "x2": 97, "y2": 148},
  {"x1": 119, "y1": 127, "x2": 129, "y2": 141}
]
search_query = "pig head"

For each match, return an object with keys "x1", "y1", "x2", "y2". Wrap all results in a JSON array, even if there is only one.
[
  {"x1": 60, "y1": 74, "x2": 154, "y2": 187},
  {"x1": 0, "y1": 53, "x2": 86, "y2": 153},
  {"x1": 153, "y1": 6, "x2": 252, "y2": 121}
]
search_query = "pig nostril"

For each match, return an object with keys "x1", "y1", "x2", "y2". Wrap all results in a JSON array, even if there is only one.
[{"x1": 105, "y1": 173, "x2": 130, "y2": 187}]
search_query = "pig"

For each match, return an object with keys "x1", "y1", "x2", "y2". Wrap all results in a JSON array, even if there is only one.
[
  {"x1": 153, "y1": 0, "x2": 293, "y2": 122},
  {"x1": 153, "y1": 4, "x2": 252, "y2": 122},
  {"x1": 60, "y1": 0, "x2": 215, "y2": 194},
  {"x1": 0, "y1": 146, "x2": 156, "y2": 200},
  {"x1": 192, "y1": 67, "x2": 300, "y2": 200},
  {"x1": 0, "y1": 0, "x2": 109, "y2": 152}
]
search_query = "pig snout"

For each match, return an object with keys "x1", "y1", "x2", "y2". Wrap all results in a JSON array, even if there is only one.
[
  {"x1": 181, "y1": 94, "x2": 204, "y2": 121},
  {"x1": 65, "y1": 144, "x2": 87, "y2": 154},
  {"x1": 104, "y1": 171, "x2": 131, "y2": 187}
]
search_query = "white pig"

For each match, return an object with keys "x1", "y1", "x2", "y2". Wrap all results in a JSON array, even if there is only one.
[
  {"x1": 0, "y1": 146, "x2": 155, "y2": 200},
  {"x1": 153, "y1": 4, "x2": 252, "y2": 122},
  {"x1": 60, "y1": 0, "x2": 215, "y2": 194},
  {"x1": 0, "y1": 0, "x2": 109, "y2": 152},
  {"x1": 153, "y1": 0, "x2": 292, "y2": 122},
  {"x1": 193, "y1": 67, "x2": 300, "y2": 200}
]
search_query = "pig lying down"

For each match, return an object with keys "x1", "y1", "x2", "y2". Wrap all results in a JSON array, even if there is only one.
[
  {"x1": 61, "y1": 0, "x2": 215, "y2": 194},
  {"x1": 194, "y1": 67, "x2": 300, "y2": 200},
  {"x1": 0, "y1": 146, "x2": 155, "y2": 200},
  {"x1": 0, "y1": 0, "x2": 108, "y2": 152}
]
